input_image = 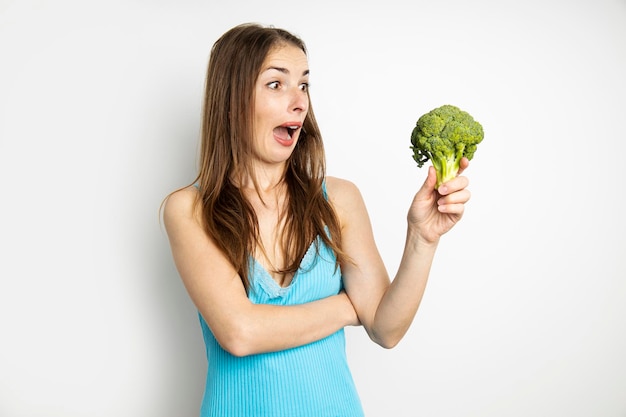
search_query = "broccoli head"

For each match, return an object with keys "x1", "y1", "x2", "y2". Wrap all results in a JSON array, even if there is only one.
[{"x1": 410, "y1": 104, "x2": 484, "y2": 189}]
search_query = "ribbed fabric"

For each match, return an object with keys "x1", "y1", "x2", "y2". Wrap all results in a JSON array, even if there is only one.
[{"x1": 197, "y1": 235, "x2": 364, "y2": 417}]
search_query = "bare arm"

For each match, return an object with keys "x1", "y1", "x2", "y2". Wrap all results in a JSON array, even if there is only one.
[
  {"x1": 328, "y1": 161, "x2": 470, "y2": 348},
  {"x1": 163, "y1": 187, "x2": 358, "y2": 357}
]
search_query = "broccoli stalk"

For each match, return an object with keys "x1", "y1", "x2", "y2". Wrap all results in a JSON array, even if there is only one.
[
  {"x1": 410, "y1": 105, "x2": 484, "y2": 189},
  {"x1": 429, "y1": 143, "x2": 467, "y2": 188}
]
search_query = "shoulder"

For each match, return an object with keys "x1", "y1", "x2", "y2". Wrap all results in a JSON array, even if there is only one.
[
  {"x1": 162, "y1": 185, "x2": 201, "y2": 229},
  {"x1": 325, "y1": 176, "x2": 367, "y2": 220},
  {"x1": 325, "y1": 176, "x2": 361, "y2": 199}
]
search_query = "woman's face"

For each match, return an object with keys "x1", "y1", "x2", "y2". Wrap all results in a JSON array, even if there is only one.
[{"x1": 252, "y1": 43, "x2": 309, "y2": 167}]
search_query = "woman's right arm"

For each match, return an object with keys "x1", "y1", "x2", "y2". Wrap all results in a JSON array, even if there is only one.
[{"x1": 163, "y1": 186, "x2": 358, "y2": 357}]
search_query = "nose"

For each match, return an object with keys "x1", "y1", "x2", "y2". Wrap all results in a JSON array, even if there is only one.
[{"x1": 289, "y1": 87, "x2": 308, "y2": 114}]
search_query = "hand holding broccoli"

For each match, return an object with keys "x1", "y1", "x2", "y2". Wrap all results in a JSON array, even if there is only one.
[{"x1": 410, "y1": 105, "x2": 484, "y2": 189}]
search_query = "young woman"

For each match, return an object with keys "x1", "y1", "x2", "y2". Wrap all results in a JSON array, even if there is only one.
[{"x1": 163, "y1": 23, "x2": 471, "y2": 417}]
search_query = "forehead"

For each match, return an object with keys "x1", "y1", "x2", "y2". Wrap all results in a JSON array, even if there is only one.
[{"x1": 261, "y1": 43, "x2": 309, "y2": 71}]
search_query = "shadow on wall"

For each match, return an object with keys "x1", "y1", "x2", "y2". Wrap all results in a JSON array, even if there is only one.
[
  {"x1": 135, "y1": 99, "x2": 206, "y2": 415},
  {"x1": 150, "y1": 234, "x2": 207, "y2": 416}
]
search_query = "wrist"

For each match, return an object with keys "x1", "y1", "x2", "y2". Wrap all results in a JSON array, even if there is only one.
[
  {"x1": 406, "y1": 225, "x2": 440, "y2": 251},
  {"x1": 337, "y1": 292, "x2": 359, "y2": 327}
]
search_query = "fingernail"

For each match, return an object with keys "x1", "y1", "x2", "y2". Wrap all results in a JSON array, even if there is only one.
[{"x1": 439, "y1": 185, "x2": 448, "y2": 194}]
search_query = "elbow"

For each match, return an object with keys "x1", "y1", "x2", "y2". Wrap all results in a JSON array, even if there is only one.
[
  {"x1": 370, "y1": 330, "x2": 402, "y2": 350},
  {"x1": 216, "y1": 322, "x2": 256, "y2": 357},
  {"x1": 366, "y1": 321, "x2": 403, "y2": 349},
  {"x1": 220, "y1": 339, "x2": 250, "y2": 358},
  {"x1": 377, "y1": 337, "x2": 401, "y2": 350}
]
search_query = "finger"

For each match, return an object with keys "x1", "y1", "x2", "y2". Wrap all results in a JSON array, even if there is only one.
[
  {"x1": 457, "y1": 157, "x2": 470, "y2": 175},
  {"x1": 438, "y1": 189, "x2": 471, "y2": 206},
  {"x1": 437, "y1": 202, "x2": 466, "y2": 215},
  {"x1": 438, "y1": 175, "x2": 469, "y2": 195},
  {"x1": 417, "y1": 166, "x2": 438, "y2": 195}
]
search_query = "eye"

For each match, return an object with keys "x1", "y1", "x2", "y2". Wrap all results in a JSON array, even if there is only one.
[
  {"x1": 299, "y1": 82, "x2": 309, "y2": 92},
  {"x1": 267, "y1": 81, "x2": 280, "y2": 90}
]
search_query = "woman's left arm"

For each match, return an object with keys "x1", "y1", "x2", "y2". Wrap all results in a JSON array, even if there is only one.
[{"x1": 327, "y1": 160, "x2": 470, "y2": 348}]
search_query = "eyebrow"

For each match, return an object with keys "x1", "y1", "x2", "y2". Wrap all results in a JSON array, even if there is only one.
[{"x1": 265, "y1": 66, "x2": 309, "y2": 76}]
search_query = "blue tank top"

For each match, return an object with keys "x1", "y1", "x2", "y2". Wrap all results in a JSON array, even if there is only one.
[{"x1": 197, "y1": 189, "x2": 364, "y2": 416}]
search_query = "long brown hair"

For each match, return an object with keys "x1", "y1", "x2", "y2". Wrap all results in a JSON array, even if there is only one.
[{"x1": 193, "y1": 23, "x2": 346, "y2": 292}]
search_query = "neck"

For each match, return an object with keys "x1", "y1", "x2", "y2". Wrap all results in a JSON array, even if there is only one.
[{"x1": 240, "y1": 162, "x2": 288, "y2": 192}]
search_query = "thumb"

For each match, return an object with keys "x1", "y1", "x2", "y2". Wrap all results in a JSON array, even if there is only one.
[{"x1": 417, "y1": 166, "x2": 437, "y2": 196}]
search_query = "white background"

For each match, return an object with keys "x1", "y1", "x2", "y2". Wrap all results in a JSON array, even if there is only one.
[{"x1": 1, "y1": 0, "x2": 625, "y2": 416}]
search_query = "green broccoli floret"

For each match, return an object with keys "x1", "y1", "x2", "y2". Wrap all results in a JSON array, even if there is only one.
[{"x1": 410, "y1": 104, "x2": 484, "y2": 189}]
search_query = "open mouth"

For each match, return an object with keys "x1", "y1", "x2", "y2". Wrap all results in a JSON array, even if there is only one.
[{"x1": 273, "y1": 124, "x2": 301, "y2": 142}]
